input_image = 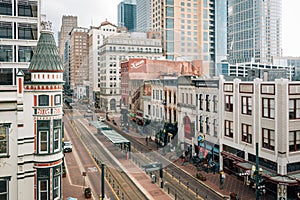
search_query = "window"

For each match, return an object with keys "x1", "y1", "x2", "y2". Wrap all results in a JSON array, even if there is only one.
[
  {"x1": 206, "y1": 95, "x2": 210, "y2": 111},
  {"x1": 199, "y1": 116, "x2": 203, "y2": 133},
  {"x1": 213, "y1": 119, "x2": 217, "y2": 137},
  {"x1": 0, "y1": 22, "x2": 12, "y2": 39},
  {"x1": 54, "y1": 95, "x2": 61, "y2": 105},
  {"x1": 241, "y1": 124, "x2": 252, "y2": 144},
  {"x1": 18, "y1": 23, "x2": 37, "y2": 40},
  {"x1": 166, "y1": 7, "x2": 174, "y2": 17},
  {"x1": 39, "y1": 95, "x2": 49, "y2": 106},
  {"x1": 262, "y1": 128, "x2": 275, "y2": 151},
  {"x1": 0, "y1": 178, "x2": 9, "y2": 199},
  {"x1": 39, "y1": 131, "x2": 48, "y2": 153},
  {"x1": 199, "y1": 94, "x2": 203, "y2": 110},
  {"x1": 224, "y1": 120, "x2": 233, "y2": 138},
  {"x1": 289, "y1": 99, "x2": 300, "y2": 119},
  {"x1": 289, "y1": 130, "x2": 300, "y2": 152},
  {"x1": 160, "y1": 90, "x2": 162, "y2": 100},
  {"x1": 53, "y1": 119, "x2": 61, "y2": 152},
  {"x1": 0, "y1": 124, "x2": 10, "y2": 157},
  {"x1": 174, "y1": 93, "x2": 176, "y2": 104},
  {"x1": 206, "y1": 117, "x2": 210, "y2": 135},
  {"x1": 262, "y1": 98, "x2": 275, "y2": 119},
  {"x1": 18, "y1": 1, "x2": 38, "y2": 17},
  {"x1": 37, "y1": 169, "x2": 49, "y2": 200},
  {"x1": 213, "y1": 95, "x2": 217, "y2": 112},
  {"x1": 152, "y1": 90, "x2": 155, "y2": 99},
  {"x1": 241, "y1": 96, "x2": 252, "y2": 115},
  {"x1": 186, "y1": 93, "x2": 188, "y2": 104},
  {"x1": 18, "y1": 46, "x2": 34, "y2": 62},
  {"x1": 0, "y1": 45, "x2": 12, "y2": 62},
  {"x1": 37, "y1": 121, "x2": 49, "y2": 154},
  {"x1": 0, "y1": 2, "x2": 12, "y2": 15},
  {"x1": 225, "y1": 95, "x2": 233, "y2": 112},
  {"x1": 53, "y1": 166, "x2": 61, "y2": 199}
]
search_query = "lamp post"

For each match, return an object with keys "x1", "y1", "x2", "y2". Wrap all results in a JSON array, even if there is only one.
[{"x1": 255, "y1": 142, "x2": 264, "y2": 200}]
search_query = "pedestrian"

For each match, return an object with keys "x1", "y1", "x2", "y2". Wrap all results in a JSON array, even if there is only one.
[
  {"x1": 219, "y1": 170, "x2": 225, "y2": 190},
  {"x1": 145, "y1": 136, "x2": 148, "y2": 146},
  {"x1": 182, "y1": 152, "x2": 186, "y2": 165}
]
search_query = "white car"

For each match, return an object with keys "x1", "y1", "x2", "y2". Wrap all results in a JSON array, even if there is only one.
[
  {"x1": 98, "y1": 116, "x2": 105, "y2": 122},
  {"x1": 63, "y1": 141, "x2": 72, "y2": 153}
]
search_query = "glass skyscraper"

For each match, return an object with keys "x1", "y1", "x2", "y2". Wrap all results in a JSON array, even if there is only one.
[
  {"x1": 136, "y1": 0, "x2": 152, "y2": 32},
  {"x1": 118, "y1": 0, "x2": 137, "y2": 32},
  {"x1": 227, "y1": 0, "x2": 282, "y2": 64}
]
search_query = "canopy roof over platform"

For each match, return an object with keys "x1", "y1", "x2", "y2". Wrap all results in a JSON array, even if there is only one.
[
  {"x1": 101, "y1": 129, "x2": 130, "y2": 144},
  {"x1": 90, "y1": 121, "x2": 130, "y2": 144}
]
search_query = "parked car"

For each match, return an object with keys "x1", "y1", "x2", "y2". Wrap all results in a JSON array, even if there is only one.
[{"x1": 63, "y1": 141, "x2": 72, "y2": 153}]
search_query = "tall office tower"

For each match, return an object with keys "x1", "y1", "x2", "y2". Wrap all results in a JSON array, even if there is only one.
[
  {"x1": 227, "y1": 0, "x2": 282, "y2": 64},
  {"x1": 152, "y1": 0, "x2": 202, "y2": 61},
  {"x1": 69, "y1": 27, "x2": 89, "y2": 97},
  {"x1": 118, "y1": 0, "x2": 137, "y2": 32},
  {"x1": 208, "y1": 0, "x2": 227, "y2": 77},
  {"x1": 63, "y1": 39, "x2": 71, "y2": 88},
  {"x1": 58, "y1": 15, "x2": 77, "y2": 60},
  {"x1": 0, "y1": 0, "x2": 40, "y2": 85},
  {"x1": 136, "y1": 0, "x2": 152, "y2": 32}
]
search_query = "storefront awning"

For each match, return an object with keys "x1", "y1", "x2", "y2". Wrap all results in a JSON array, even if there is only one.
[
  {"x1": 268, "y1": 176, "x2": 298, "y2": 186},
  {"x1": 235, "y1": 161, "x2": 299, "y2": 186}
]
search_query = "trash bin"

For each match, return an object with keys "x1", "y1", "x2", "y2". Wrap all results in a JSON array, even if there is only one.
[{"x1": 151, "y1": 174, "x2": 156, "y2": 183}]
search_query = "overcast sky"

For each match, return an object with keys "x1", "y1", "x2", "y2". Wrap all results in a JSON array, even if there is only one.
[{"x1": 42, "y1": 0, "x2": 300, "y2": 57}]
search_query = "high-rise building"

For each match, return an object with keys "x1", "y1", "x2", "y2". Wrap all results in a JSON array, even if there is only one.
[
  {"x1": 137, "y1": 0, "x2": 227, "y2": 76},
  {"x1": 118, "y1": 0, "x2": 137, "y2": 32},
  {"x1": 136, "y1": 0, "x2": 152, "y2": 32},
  {"x1": 209, "y1": 0, "x2": 227, "y2": 77},
  {"x1": 58, "y1": 15, "x2": 77, "y2": 59},
  {"x1": 69, "y1": 27, "x2": 89, "y2": 98},
  {"x1": 152, "y1": 0, "x2": 204, "y2": 61},
  {"x1": 0, "y1": 0, "x2": 40, "y2": 85},
  {"x1": 227, "y1": 0, "x2": 282, "y2": 64}
]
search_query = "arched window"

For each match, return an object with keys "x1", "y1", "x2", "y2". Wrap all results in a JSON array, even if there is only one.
[{"x1": 110, "y1": 99, "x2": 116, "y2": 111}]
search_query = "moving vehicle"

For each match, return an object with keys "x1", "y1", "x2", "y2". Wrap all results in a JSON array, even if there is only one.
[{"x1": 63, "y1": 141, "x2": 73, "y2": 153}]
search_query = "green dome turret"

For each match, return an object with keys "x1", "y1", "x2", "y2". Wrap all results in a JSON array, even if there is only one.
[{"x1": 29, "y1": 30, "x2": 63, "y2": 72}]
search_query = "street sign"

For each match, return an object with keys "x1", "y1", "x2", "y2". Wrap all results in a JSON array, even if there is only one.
[{"x1": 198, "y1": 134, "x2": 205, "y2": 143}]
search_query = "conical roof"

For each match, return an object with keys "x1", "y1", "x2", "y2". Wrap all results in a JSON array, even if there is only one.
[{"x1": 29, "y1": 30, "x2": 63, "y2": 72}]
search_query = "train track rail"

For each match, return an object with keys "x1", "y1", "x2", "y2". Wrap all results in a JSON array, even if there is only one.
[
  {"x1": 108, "y1": 122, "x2": 226, "y2": 200},
  {"x1": 65, "y1": 111, "x2": 148, "y2": 200}
]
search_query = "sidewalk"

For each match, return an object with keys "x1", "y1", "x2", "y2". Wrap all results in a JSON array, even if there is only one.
[{"x1": 107, "y1": 118, "x2": 272, "y2": 200}]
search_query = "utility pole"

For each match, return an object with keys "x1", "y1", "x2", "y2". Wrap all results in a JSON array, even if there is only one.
[
  {"x1": 255, "y1": 142, "x2": 259, "y2": 200},
  {"x1": 101, "y1": 163, "x2": 105, "y2": 199}
]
